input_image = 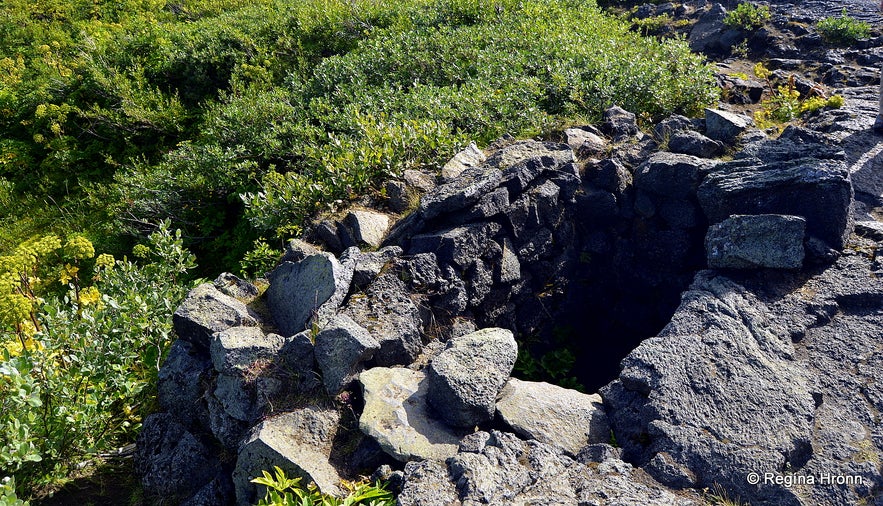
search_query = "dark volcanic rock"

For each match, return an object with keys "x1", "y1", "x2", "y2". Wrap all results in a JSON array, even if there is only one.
[
  {"x1": 698, "y1": 156, "x2": 853, "y2": 250},
  {"x1": 705, "y1": 214, "x2": 806, "y2": 269},
  {"x1": 426, "y1": 328, "x2": 517, "y2": 427}
]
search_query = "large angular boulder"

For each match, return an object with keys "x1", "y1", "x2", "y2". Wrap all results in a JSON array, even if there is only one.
[
  {"x1": 409, "y1": 222, "x2": 501, "y2": 268},
  {"x1": 704, "y1": 108, "x2": 753, "y2": 144},
  {"x1": 232, "y1": 408, "x2": 343, "y2": 505},
  {"x1": 313, "y1": 314, "x2": 379, "y2": 395},
  {"x1": 705, "y1": 214, "x2": 806, "y2": 269},
  {"x1": 173, "y1": 283, "x2": 260, "y2": 349},
  {"x1": 698, "y1": 156, "x2": 853, "y2": 250},
  {"x1": 495, "y1": 378, "x2": 610, "y2": 456},
  {"x1": 359, "y1": 367, "x2": 463, "y2": 462},
  {"x1": 602, "y1": 272, "x2": 817, "y2": 505},
  {"x1": 634, "y1": 152, "x2": 717, "y2": 199},
  {"x1": 345, "y1": 210, "x2": 391, "y2": 248},
  {"x1": 426, "y1": 328, "x2": 518, "y2": 427},
  {"x1": 135, "y1": 413, "x2": 222, "y2": 503},
  {"x1": 418, "y1": 165, "x2": 503, "y2": 220},
  {"x1": 265, "y1": 253, "x2": 354, "y2": 336}
]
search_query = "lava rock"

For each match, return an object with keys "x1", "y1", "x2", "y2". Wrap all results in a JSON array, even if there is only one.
[
  {"x1": 704, "y1": 108, "x2": 754, "y2": 144},
  {"x1": 601, "y1": 105, "x2": 639, "y2": 141},
  {"x1": 213, "y1": 273, "x2": 260, "y2": 303},
  {"x1": 698, "y1": 156, "x2": 853, "y2": 250},
  {"x1": 441, "y1": 141, "x2": 486, "y2": 181},
  {"x1": 173, "y1": 283, "x2": 261, "y2": 350},
  {"x1": 409, "y1": 222, "x2": 501, "y2": 268},
  {"x1": 232, "y1": 408, "x2": 343, "y2": 504},
  {"x1": 313, "y1": 313, "x2": 380, "y2": 395},
  {"x1": 426, "y1": 328, "x2": 518, "y2": 427},
  {"x1": 495, "y1": 378, "x2": 610, "y2": 456},
  {"x1": 397, "y1": 459, "x2": 461, "y2": 506},
  {"x1": 157, "y1": 339, "x2": 213, "y2": 431},
  {"x1": 634, "y1": 152, "x2": 717, "y2": 199},
  {"x1": 565, "y1": 126, "x2": 607, "y2": 158},
  {"x1": 418, "y1": 165, "x2": 503, "y2": 220},
  {"x1": 345, "y1": 273, "x2": 423, "y2": 366},
  {"x1": 359, "y1": 367, "x2": 464, "y2": 462},
  {"x1": 279, "y1": 239, "x2": 321, "y2": 265},
  {"x1": 667, "y1": 130, "x2": 724, "y2": 158},
  {"x1": 210, "y1": 326, "x2": 285, "y2": 376},
  {"x1": 135, "y1": 413, "x2": 221, "y2": 503},
  {"x1": 345, "y1": 210, "x2": 391, "y2": 248},
  {"x1": 350, "y1": 245, "x2": 402, "y2": 288},
  {"x1": 265, "y1": 253, "x2": 354, "y2": 337},
  {"x1": 705, "y1": 214, "x2": 806, "y2": 269}
]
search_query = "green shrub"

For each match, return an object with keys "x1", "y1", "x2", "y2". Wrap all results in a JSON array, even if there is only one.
[
  {"x1": 0, "y1": 222, "x2": 195, "y2": 498},
  {"x1": 252, "y1": 467, "x2": 394, "y2": 506},
  {"x1": 816, "y1": 9, "x2": 871, "y2": 45},
  {"x1": 723, "y1": 3, "x2": 771, "y2": 31}
]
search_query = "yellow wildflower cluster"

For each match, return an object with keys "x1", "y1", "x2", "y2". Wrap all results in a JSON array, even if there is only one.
[
  {"x1": 78, "y1": 286, "x2": 102, "y2": 307},
  {"x1": 58, "y1": 263, "x2": 79, "y2": 285},
  {"x1": 95, "y1": 253, "x2": 115, "y2": 269},
  {"x1": 64, "y1": 235, "x2": 95, "y2": 260}
]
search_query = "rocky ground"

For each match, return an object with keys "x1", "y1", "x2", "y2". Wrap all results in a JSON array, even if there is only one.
[{"x1": 125, "y1": 2, "x2": 883, "y2": 506}]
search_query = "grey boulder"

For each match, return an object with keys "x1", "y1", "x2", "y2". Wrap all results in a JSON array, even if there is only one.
[
  {"x1": 313, "y1": 314, "x2": 379, "y2": 394},
  {"x1": 173, "y1": 283, "x2": 260, "y2": 349},
  {"x1": 495, "y1": 378, "x2": 610, "y2": 456},
  {"x1": 705, "y1": 214, "x2": 806, "y2": 269},
  {"x1": 232, "y1": 408, "x2": 342, "y2": 505},
  {"x1": 265, "y1": 253, "x2": 354, "y2": 336},
  {"x1": 426, "y1": 327, "x2": 518, "y2": 427},
  {"x1": 704, "y1": 107, "x2": 753, "y2": 144},
  {"x1": 359, "y1": 367, "x2": 463, "y2": 462}
]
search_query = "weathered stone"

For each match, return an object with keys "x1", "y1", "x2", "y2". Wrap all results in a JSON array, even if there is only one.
[
  {"x1": 668, "y1": 130, "x2": 724, "y2": 158},
  {"x1": 505, "y1": 193, "x2": 542, "y2": 239},
  {"x1": 602, "y1": 272, "x2": 816, "y2": 505},
  {"x1": 313, "y1": 314, "x2": 379, "y2": 395},
  {"x1": 277, "y1": 330, "x2": 319, "y2": 391},
  {"x1": 653, "y1": 114, "x2": 694, "y2": 141},
  {"x1": 265, "y1": 253, "x2": 354, "y2": 337},
  {"x1": 495, "y1": 378, "x2": 610, "y2": 456},
  {"x1": 579, "y1": 187, "x2": 618, "y2": 223},
  {"x1": 634, "y1": 152, "x2": 716, "y2": 199},
  {"x1": 705, "y1": 214, "x2": 806, "y2": 269},
  {"x1": 384, "y1": 180, "x2": 410, "y2": 213},
  {"x1": 565, "y1": 126, "x2": 607, "y2": 157},
  {"x1": 689, "y1": 4, "x2": 742, "y2": 55},
  {"x1": 418, "y1": 165, "x2": 503, "y2": 220},
  {"x1": 135, "y1": 413, "x2": 221, "y2": 502},
  {"x1": 397, "y1": 459, "x2": 460, "y2": 506},
  {"x1": 316, "y1": 220, "x2": 343, "y2": 253},
  {"x1": 404, "y1": 169, "x2": 437, "y2": 192},
  {"x1": 280, "y1": 239, "x2": 321, "y2": 264},
  {"x1": 404, "y1": 431, "x2": 703, "y2": 505},
  {"x1": 398, "y1": 252, "x2": 441, "y2": 289},
  {"x1": 180, "y1": 473, "x2": 235, "y2": 506},
  {"x1": 459, "y1": 186, "x2": 509, "y2": 221},
  {"x1": 408, "y1": 222, "x2": 501, "y2": 268},
  {"x1": 704, "y1": 108, "x2": 753, "y2": 144},
  {"x1": 485, "y1": 139, "x2": 574, "y2": 173},
  {"x1": 359, "y1": 367, "x2": 463, "y2": 462},
  {"x1": 205, "y1": 390, "x2": 250, "y2": 450},
  {"x1": 441, "y1": 141, "x2": 486, "y2": 181},
  {"x1": 213, "y1": 273, "x2": 260, "y2": 303},
  {"x1": 213, "y1": 373, "x2": 281, "y2": 423},
  {"x1": 601, "y1": 105, "x2": 638, "y2": 141},
  {"x1": 157, "y1": 339, "x2": 212, "y2": 430},
  {"x1": 497, "y1": 237, "x2": 521, "y2": 284},
  {"x1": 210, "y1": 327, "x2": 285, "y2": 376},
  {"x1": 232, "y1": 408, "x2": 343, "y2": 505},
  {"x1": 345, "y1": 273, "x2": 423, "y2": 366},
  {"x1": 698, "y1": 156, "x2": 853, "y2": 250},
  {"x1": 585, "y1": 158, "x2": 632, "y2": 194},
  {"x1": 577, "y1": 443, "x2": 623, "y2": 464},
  {"x1": 427, "y1": 328, "x2": 518, "y2": 427},
  {"x1": 351, "y1": 245, "x2": 402, "y2": 288},
  {"x1": 173, "y1": 283, "x2": 260, "y2": 350},
  {"x1": 345, "y1": 210, "x2": 391, "y2": 248}
]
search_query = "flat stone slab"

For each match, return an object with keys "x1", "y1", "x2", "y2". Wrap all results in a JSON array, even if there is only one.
[
  {"x1": 359, "y1": 367, "x2": 463, "y2": 462},
  {"x1": 496, "y1": 378, "x2": 610, "y2": 456},
  {"x1": 705, "y1": 214, "x2": 806, "y2": 269}
]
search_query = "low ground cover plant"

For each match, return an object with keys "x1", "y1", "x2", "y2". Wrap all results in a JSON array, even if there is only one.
[
  {"x1": 723, "y1": 2, "x2": 771, "y2": 31},
  {"x1": 816, "y1": 9, "x2": 871, "y2": 45}
]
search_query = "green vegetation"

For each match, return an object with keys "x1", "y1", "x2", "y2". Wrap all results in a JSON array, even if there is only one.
[
  {"x1": 252, "y1": 467, "x2": 394, "y2": 506},
  {"x1": 723, "y1": 3, "x2": 771, "y2": 31},
  {"x1": 0, "y1": 0, "x2": 719, "y2": 275},
  {"x1": 0, "y1": 223, "x2": 195, "y2": 498},
  {"x1": 816, "y1": 9, "x2": 871, "y2": 45},
  {"x1": 751, "y1": 63, "x2": 844, "y2": 130}
]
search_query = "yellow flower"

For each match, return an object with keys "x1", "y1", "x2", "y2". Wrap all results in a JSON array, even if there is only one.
[
  {"x1": 64, "y1": 235, "x2": 94, "y2": 260},
  {"x1": 753, "y1": 62, "x2": 771, "y2": 79},
  {"x1": 78, "y1": 286, "x2": 101, "y2": 307},
  {"x1": 59, "y1": 264, "x2": 78, "y2": 285},
  {"x1": 95, "y1": 253, "x2": 115, "y2": 269}
]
